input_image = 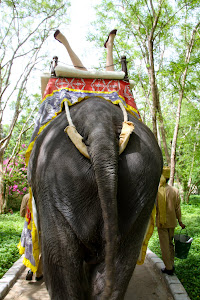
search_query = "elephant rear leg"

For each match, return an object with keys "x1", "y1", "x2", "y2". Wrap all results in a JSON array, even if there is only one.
[
  {"x1": 111, "y1": 219, "x2": 151, "y2": 299},
  {"x1": 90, "y1": 258, "x2": 136, "y2": 300},
  {"x1": 41, "y1": 215, "x2": 89, "y2": 300},
  {"x1": 91, "y1": 229, "x2": 147, "y2": 299}
]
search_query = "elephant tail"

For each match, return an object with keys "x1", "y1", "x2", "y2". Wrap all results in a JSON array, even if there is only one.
[{"x1": 89, "y1": 128, "x2": 119, "y2": 300}]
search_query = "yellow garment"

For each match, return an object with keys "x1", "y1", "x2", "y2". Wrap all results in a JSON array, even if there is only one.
[
  {"x1": 137, "y1": 205, "x2": 156, "y2": 265},
  {"x1": 157, "y1": 174, "x2": 167, "y2": 225},
  {"x1": 156, "y1": 184, "x2": 182, "y2": 228}
]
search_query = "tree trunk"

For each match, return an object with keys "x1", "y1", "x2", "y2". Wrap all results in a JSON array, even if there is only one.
[
  {"x1": 138, "y1": 74, "x2": 152, "y2": 124},
  {"x1": 157, "y1": 123, "x2": 161, "y2": 148},
  {"x1": 185, "y1": 191, "x2": 191, "y2": 204},
  {"x1": 185, "y1": 143, "x2": 196, "y2": 203},
  {"x1": 148, "y1": 38, "x2": 158, "y2": 139},
  {"x1": 157, "y1": 94, "x2": 171, "y2": 165},
  {"x1": 169, "y1": 89, "x2": 184, "y2": 186}
]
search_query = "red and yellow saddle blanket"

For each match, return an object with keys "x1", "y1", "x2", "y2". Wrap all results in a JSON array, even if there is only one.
[{"x1": 25, "y1": 78, "x2": 140, "y2": 164}]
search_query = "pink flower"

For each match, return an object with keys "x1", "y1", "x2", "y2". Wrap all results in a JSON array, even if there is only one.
[
  {"x1": 12, "y1": 184, "x2": 18, "y2": 191},
  {"x1": 23, "y1": 187, "x2": 27, "y2": 191},
  {"x1": 21, "y1": 144, "x2": 26, "y2": 148},
  {"x1": 3, "y1": 158, "x2": 9, "y2": 165}
]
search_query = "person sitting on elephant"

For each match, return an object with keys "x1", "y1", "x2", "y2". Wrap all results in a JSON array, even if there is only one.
[{"x1": 54, "y1": 29, "x2": 117, "y2": 71}]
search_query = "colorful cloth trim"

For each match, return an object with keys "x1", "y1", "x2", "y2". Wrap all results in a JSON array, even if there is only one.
[{"x1": 18, "y1": 188, "x2": 40, "y2": 273}]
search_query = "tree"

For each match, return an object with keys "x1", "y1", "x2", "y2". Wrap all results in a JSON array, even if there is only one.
[
  {"x1": 89, "y1": 0, "x2": 184, "y2": 153},
  {"x1": 89, "y1": 0, "x2": 200, "y2": 195},
  {"x1": 169, "y1": 16, "x2": 200, "y2": 184},
  {"x1": 0, "y1": 0, "x2": 70, "y2": 212},
  {"x1": 175, "y1": 101, "x2": 200, "y2": 201}
]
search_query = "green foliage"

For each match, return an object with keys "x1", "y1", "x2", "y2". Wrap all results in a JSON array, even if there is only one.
[
  {"x1": 159, "y1": 89, "x2": 200, "y2": 198},
  {"x1": 1, "y1": 93, "x2": 40, "y2": 211},
  {"x1": 0, "y1": 0, "x2": 70, "y2": 163},
  {"x1": 3, "y1": 147, "x2": 28, "y2": 210},
  {"x1": 149, "y1": 196, "x2": 200, "y2": 300},
  {"x1": 3, "y1": 93, "x2": 40, "y2": 157},
  {"x1": 0, "y1": 211, "x2": 24, "y2": 278},
  {"x1": 0, "y1": 1, "x2": 70, "y2": 215},
  {"x1": 89, "y1": 0, "x2": 200, "y2": 192}
]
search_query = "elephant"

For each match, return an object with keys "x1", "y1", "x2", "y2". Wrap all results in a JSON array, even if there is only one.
[{"x1": 27, "y1": 96, "x2": 163, "y2": 300}]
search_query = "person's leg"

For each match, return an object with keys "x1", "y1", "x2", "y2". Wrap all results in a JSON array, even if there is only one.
[
  {"x1": 54, "y1": 30, "x2": 87, "y2": 71},
  {"x1": 104, "y1": 29, "x2": 117, "y2": 71},
  {"x1": 158, "y1": 227, "x2": 174, "y2": 271},
  {"x1": 169, "y1": 228, "x2": 175, "y2": 268}
]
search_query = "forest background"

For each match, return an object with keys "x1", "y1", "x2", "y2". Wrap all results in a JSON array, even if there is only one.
[{"x1": 0, "y1": 0, "x2": 200, "y2": 211}]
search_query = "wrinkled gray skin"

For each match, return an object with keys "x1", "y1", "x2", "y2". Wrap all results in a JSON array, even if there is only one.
[{"x1": 28, "y1": 97, "x2": 163, "y2": 300}]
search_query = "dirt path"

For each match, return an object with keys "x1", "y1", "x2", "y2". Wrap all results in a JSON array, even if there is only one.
[{"x1": 3, "y1": 258, "x2": 173, "y2": 300}]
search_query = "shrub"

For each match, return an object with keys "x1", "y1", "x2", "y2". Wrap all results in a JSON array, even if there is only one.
[
  {"x1": 0, "y1": 211, "x2": 24, "y2": 278},
  {"x1": 3, "y1": 145, "x2": 28, "y2": 210}
]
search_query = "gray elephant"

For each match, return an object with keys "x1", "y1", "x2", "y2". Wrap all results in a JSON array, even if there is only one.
[{"x1": 28, "y1": 96, "x2": 163, "y2": 300}]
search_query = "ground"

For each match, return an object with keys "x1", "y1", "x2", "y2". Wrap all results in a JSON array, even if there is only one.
[{"x1": 3, "y1": 258, "x2": 173, "y2": 300}]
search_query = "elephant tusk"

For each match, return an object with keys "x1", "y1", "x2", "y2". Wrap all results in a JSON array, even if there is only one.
[
  {"x1": 64, "y1": 101, "x2": 74, "y2": 127},
  {"x1": 64, "y1": 101, "x2": 90, "y2": 158},
  {"x1": 64, "y1": 125, "x2": 90, "y2": 159},
  {"x1": 65, "y1": 120, "x2": 134, "y2": 157},
  {"x1": 118, "y1": 101, "x2": 134, "y2": 154},
  {"x1": 118, "y1": 101, "x2": 128, "y2": 122},
  {"x1": 119, "y1": 121, "x2": 134, "y2": 154}
]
